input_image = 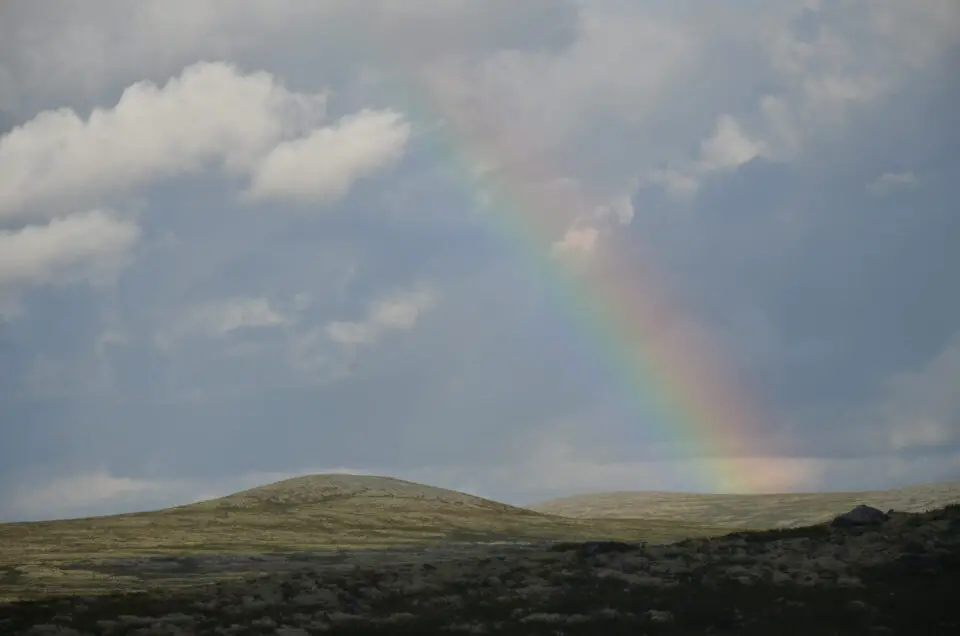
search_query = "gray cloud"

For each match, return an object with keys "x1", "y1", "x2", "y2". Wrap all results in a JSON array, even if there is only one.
[{"x1": 1, "y1": 0, "x2": 959, "y2": 521}]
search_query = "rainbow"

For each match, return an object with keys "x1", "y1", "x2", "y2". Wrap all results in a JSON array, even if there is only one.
[{"x1": 372, "y1": 70, "x2": 800, "y2": 493}]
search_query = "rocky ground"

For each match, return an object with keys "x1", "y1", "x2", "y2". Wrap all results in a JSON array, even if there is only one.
[{"x1": 2, "y1": 505, "x2": 957, "y2": 635}]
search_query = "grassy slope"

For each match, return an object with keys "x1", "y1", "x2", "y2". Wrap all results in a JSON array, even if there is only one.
[
  {"x1": 526, "y1": 480, "x2": 960, "y2": 529},
  {"x1": 0, "y1": 475, "x2": 726, "y2": 567}
]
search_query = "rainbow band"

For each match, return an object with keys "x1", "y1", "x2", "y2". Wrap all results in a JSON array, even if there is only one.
[{"x1": 373, "y1": 69, "x2": 795, "y2": 493}]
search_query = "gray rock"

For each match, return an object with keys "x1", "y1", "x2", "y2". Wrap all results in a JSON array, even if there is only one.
[{"x1": 832, "y1": 505, "x2": 889, "y2": 527}]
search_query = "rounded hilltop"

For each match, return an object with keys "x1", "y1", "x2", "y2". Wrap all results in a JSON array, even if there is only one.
[{"x1": 186, "y1": 473, "x2": 521, "y2": 513}]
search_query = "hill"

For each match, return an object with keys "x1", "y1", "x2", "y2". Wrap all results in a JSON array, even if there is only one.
[
  {"x1": 526, "y1": 480, "x2": 960, "y2": 529},
  {"x1": 180, "y1": 473, "x2": 520, "y2": 512},
  {"x1": 0, "y1": 474, "x2": 725, "y2": 569}
]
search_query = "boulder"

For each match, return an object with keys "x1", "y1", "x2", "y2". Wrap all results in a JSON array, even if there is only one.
[{"x1": 831, "y1": 504, "x2": 889, "y2": 527}]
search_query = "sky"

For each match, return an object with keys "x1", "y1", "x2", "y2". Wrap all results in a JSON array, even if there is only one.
[{"x1": 1, "y1": 0, "x2": 959, "y2": 522}]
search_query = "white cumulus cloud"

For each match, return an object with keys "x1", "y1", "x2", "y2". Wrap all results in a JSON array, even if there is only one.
[
  {"x1": 245, "y1": 109, "x2": 411, "y2": 203},
  {"x1": 0, "y1": 60, "x2": 410, "y2": 222},
  {"x1": 0, "y1": 210, "x2": 140, "y2": 314},
  {"x1": 0, "y1": 62, "x2": 328, "y2": 220}
]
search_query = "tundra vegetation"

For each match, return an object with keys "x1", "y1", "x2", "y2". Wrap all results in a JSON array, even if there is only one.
[{"x1": 1, "y1": 475, "x2": 958, "y2": 635}]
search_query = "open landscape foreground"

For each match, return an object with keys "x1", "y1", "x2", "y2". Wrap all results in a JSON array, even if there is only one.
[{"x1": 1, "y1": 475, "x2": 959, "y2": 635}]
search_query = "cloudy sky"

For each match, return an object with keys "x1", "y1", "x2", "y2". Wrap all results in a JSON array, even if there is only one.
[{"x1": 1, "y1": 0, "x2": 959, "y2": 522}]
